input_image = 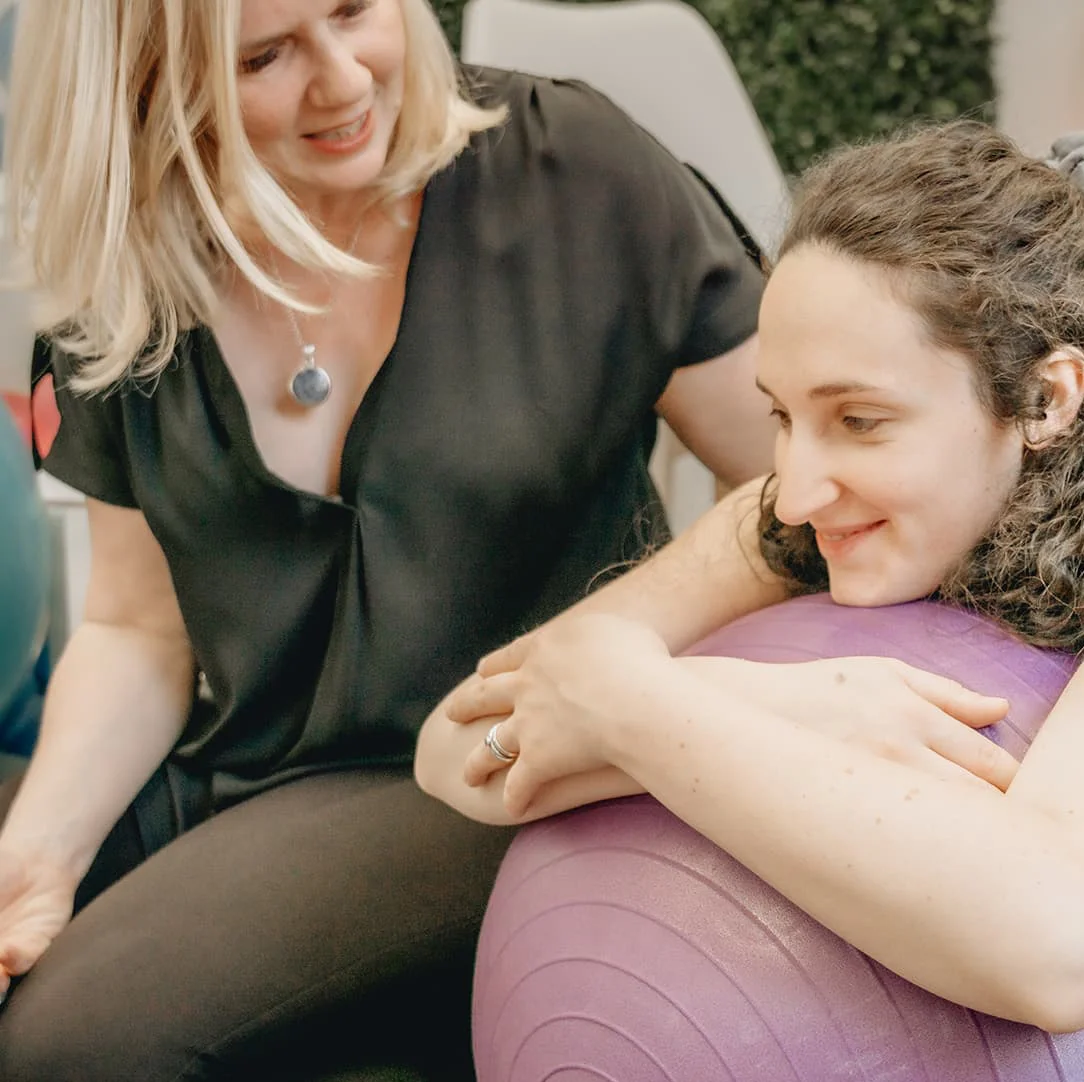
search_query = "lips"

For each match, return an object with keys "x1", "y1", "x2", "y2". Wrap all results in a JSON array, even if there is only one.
[
  {"x1": 813, "y1": 520, "x2": 887, "y2": 557},
  {"x1": 305, "y1": 111, "x2": 370, "y2": 143},
  {"x1": 815, "y1": 522, "x2": 882, "y2": 542}
]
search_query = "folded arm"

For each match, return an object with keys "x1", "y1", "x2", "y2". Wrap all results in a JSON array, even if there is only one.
[
  {"x1": 604, "y1": 653, "x2": 1084, "y2": 1029},
  {"x1": 414, "y1": 478, "x2": 780, "y2": 819},
  {"x1": 463, "y1": 613, "x2": 1084, "y2": 1030},
  {"x1": 414, "y1": 695, "x2": 643, "y2": 826}
]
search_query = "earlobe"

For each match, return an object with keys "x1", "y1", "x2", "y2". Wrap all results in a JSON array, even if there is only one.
[{"x1": 1023, "y1": 348, "x2": 1084, "y2": 449}]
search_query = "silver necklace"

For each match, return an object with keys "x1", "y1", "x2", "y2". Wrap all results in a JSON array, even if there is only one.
[
  {"x1": 273, "y1": 197, "x2": 419, "y2": 408},
  {"x1": 283, "y1": 310, "x2": 333, "y2": 408},
  {"x1": 276, "y1": 218, "x2": 368, "y2": 409}
]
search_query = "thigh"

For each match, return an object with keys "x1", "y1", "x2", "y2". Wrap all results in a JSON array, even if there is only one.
[{"x1": 0, "y1": 768, "x2": 513, "y2": 1082}]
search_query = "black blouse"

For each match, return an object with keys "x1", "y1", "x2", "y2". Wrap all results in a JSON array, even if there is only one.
[{"x1": 42, "y1": 68, "x2": 764, "y2": 804}]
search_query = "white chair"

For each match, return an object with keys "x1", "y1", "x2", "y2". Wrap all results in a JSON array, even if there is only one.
[
  {"x1": 37, "y1": 472, "x2": 90, "y2": 649},
  {"x1": 461, "y1": 0, "x2": 789, "y2": 531}
]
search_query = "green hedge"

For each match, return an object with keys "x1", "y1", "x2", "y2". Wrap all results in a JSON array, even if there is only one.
[{"x1": 434, "y1": 0, "x2": 995, "y2": 176}]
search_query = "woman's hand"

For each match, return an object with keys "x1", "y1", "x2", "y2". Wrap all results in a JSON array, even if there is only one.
[
  {"x1": 457, "y1": 614, "x2": 672, "y2": 817},
  {"x1": 449, "y1": 629, "x2": 1018, "y2": 807},
  {"x1": 677, "y1": 655, "x2": 1017, "y2": 790},
  {"x1": 0, "y1": 845, "x2": 78, "y2": 1001}
]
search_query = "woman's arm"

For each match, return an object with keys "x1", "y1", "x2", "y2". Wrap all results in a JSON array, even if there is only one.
[
  {"x1": 413, "y1": 478, "x2": 777, "y2": 815},
  {"x1": 566, "y1": 474, "x2": 782, "y2": 650},
  {"x1": 468, "y1": 475, "x2": 782, "y2": 669},
  {"x1": 421, "y1": 476, "x2": 1015, "y2": 810},
  {"x1": 0, "y1": 499, "x2": 195, "y2": 990},
  {"x1": 655, "y1": 336, "x2": 776, "y2": 489},
  {"x1": 2, "y1": 500, "x2": 195, "y2": 871},
  {"x1": 414, "y1": 692, "x2": 644, "y2": 826},
  {"x1": 471, "y1": 614, "x2": 1084, "y2": 1030}
]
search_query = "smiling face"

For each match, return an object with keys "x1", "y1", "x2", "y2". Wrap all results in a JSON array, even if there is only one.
[
  {"x1": 757, "y1": 245, "x2": 1026, "y2": 607},
  {"x1": 236, "y1": 0, "x2": 406, "y2": 217}
]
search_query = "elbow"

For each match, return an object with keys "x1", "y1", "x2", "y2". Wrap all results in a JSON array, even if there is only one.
[
  {"x1": 1012, "y1": 974, "x2": 1084, "y2": 1034},
  {"x1": 1016, "y1": 878, "x2": 1084, "y2": 1032},
  {"x1": 412, "y1": 702, "x2": 462, "y2": 802},
  {"x1": 416, "y1": 756, "x2": 508, "y2": 827},
  {"x1": 990, "y1": 933, "x2": 1084, "y2": 1033},
  {"x1": 412, "y1": 756, "x2": 448, "y2": 807},
  {"x1": 414, "y1": 703, "x2": 529, "y2": 826},
  {"x1": 413, "y1": 726, "x2": 508, "y2": 826},
  {"x1": 1014, "y1": 996, "x2": 1084, "y2": 1035}
]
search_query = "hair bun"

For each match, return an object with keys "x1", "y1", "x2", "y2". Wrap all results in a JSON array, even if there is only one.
[{"x1": 1048, "y1": 132, "x2": 1084, "y2": 188}]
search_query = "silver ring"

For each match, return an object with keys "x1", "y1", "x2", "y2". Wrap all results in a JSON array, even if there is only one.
[{"x1": 484, "y1": 722, "x2": 518, "y2": 763}]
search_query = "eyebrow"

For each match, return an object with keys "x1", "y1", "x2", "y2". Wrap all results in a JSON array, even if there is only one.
[
  {"x1": 754, "y1": 378, "x2": 886, "y2": 401},
  {"x1": 238, "y1": 31, "x2": 287, "y2": 53}
]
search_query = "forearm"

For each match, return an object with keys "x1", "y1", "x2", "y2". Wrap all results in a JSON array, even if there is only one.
[
  {"x1": 415, "y1": 705, "x2": 643, "y2": 825},
  {"x1": 1, "y1": 621, "x2": 195, "y2": 879},
  {"x1": 425, "y1": 479, "x2": 784, "y2": 823},
  {"x1": 605, "y1": 661, "x2": 1084, "y2": 1027},
  {"x1": 563, "y1": 475, "x2": 785, "y2": 651}
]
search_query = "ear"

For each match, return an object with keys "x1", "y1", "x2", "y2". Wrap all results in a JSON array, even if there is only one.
[{"x1": 1023, "y1": 348, "x2": 1084, "y2": 449}]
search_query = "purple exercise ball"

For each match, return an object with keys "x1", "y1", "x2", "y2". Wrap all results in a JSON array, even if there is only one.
[{"x1": 473, "y1": 594, "x2": 1084, "y2": 1081}]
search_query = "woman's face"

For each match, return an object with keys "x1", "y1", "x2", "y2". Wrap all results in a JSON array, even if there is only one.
[
  {"x1": 236, "y1": 0, "x2": 407, "y2": 216},
  {"x1": 756, "y1": 246, "x2": 1025, "y2": 607}
]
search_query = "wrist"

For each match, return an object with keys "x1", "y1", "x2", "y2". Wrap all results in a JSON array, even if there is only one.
[
  {"x1": 0, "y1": 796, "x2": 101, "y2": 882},
  {"x1": 605, "y1": 657, "x2": 760, "y2": 786},
  {"x1": 598, "y1": 655, "x2": 699, "y2": 766},
  {"x1": 673, "y1": 654, "x2": 755, "y2": 688}
]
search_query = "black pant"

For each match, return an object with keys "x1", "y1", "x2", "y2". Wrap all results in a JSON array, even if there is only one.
[{"x1": 0, "y1": 764, "x2": 513, "y2": 1081}]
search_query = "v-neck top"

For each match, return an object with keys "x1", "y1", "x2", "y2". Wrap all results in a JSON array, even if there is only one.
[{"x1": 41, "y1": 68, "x2": 764, "y2": 804}]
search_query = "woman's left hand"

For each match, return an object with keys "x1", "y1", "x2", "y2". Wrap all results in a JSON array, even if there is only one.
[{"x1": 456, "y1": 614, "x2": 670, "y2": 817}]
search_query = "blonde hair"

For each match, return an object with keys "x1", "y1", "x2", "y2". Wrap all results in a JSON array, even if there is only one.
[{"x1": 6, "y1": 0, "x2": 504, "y2": 392}]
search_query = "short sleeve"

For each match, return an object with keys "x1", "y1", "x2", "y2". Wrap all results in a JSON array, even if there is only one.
[
  {"x1": 665, "y1": 163, "x2": 766, "y2": 366},
  {"x1": 38, "y1": 338, "x2": 138, "y2": 507},
  {"x1": 518, "y1": 75, "x2": 766, "y2": 370}
]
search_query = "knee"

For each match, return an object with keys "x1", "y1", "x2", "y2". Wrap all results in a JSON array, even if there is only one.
[
  {"x1": 0, "y1": 927, "x2": 206, "y2": 1082},
  {"x1": 0, "y1": 974, "x2": 165, "y2": 1082}
]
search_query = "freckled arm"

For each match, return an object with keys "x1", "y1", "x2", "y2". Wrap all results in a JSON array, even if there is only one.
[{"x1": 592, "y1": 656, "x2": 1084, "y2": 1030}]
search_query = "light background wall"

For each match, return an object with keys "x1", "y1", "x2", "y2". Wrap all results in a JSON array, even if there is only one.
[{"x1": 994, "y1": 0, "x2": 1084, "y2": 155}]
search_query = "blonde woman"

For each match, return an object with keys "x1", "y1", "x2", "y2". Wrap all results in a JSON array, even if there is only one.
[{"x1": 0, "y1": 0, "x2": 772, "y2": 1078}]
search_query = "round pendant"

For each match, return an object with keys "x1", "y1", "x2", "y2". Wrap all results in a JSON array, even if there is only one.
[{"x1": 289, "y1": 364, "x2": 333, "y2": 407}]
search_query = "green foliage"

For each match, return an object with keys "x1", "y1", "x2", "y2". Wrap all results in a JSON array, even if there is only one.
[{"x1": 432, "y1": 0, "x2": 995, "y2": 175}]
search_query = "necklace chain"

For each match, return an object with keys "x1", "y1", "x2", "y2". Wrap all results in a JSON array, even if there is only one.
[{"x1": 276, "y1": 215, "x2": 369, "y2": 409}]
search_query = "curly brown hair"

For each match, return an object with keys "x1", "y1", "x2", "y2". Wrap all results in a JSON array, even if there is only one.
[{"x1": 758, "y1": 121, "x2": 1084, "y2": 652}]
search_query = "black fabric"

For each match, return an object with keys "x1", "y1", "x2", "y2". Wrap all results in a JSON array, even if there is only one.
[
  {"x1": 41, "y1": 68, "x2": 764, "y2": 807},
  {"x1": 0, "y1": 766, "x2": 513, "y2": 1082}
]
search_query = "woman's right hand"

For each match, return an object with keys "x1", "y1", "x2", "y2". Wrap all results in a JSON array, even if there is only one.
[
  {"x1": 0, "y1": 845, "x2": 78, "y2": 1000},
  {"x1": 454, "y1": 635, "x2": 1019, "y2": 796},
  {"x1": 677, "y1": 654, "x2": 1018, "y2": 790}
]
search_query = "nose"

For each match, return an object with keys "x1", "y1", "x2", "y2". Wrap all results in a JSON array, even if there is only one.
[
  {"x1": 771, "y1": 428, "x2": 842, "y2": 526},
  {"x1": 308, "y1": 34, "x2": 372, "y2": 111}
]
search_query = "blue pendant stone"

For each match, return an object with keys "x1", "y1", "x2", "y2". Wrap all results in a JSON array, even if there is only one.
[{"x1": 289, "y1": 365, "x2": 332, "y2": 407}]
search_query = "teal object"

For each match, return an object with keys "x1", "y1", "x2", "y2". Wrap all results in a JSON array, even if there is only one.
[{"x1": 0, "y1": 403, "x2": 49, "y2": 715}]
